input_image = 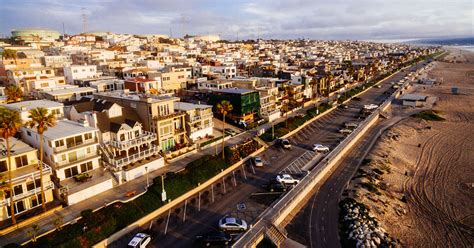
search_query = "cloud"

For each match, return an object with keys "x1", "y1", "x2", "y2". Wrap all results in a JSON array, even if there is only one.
[{"x1": 0, "y1": 0, "x2": 471, "y2": 40}]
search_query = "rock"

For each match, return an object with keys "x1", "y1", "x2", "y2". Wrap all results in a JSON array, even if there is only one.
[{"x1": 373, "y1": 237, "x2": 381, "y2": 245}]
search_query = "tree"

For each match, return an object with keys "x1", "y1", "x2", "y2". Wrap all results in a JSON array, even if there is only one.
[
  {"x1": 309, "y1": 79, "x2": 318, "y2": 100},
  {"x1": 0, "y1": 108, "x2": 22, "y2": 224},
  {"x1": 52, "y1": 214, "x2": 64, "y2": 231},
  {"x1": 1, "y1": 49, "x2": 17, "y2": 60},
  {"x1": 5, "y1": 85, "x2": 23, "y2": 103},
  {"x1": 27, "y1": 224, "x2": 40, "y2": 242},
  {"x1": 216, "y1": 100, "x2": 233, "y2": 159},
  {"x1": 26, "y1": 107, "x2": 56, "y2": 212},
  {"x1": 281, "y1": 101, "x2": 289, "y2": 129}
]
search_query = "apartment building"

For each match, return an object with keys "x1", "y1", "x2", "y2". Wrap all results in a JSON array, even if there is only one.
[
  {"x1": 6, "y1": 67, "x2": 55, "y2": 90},
  {"x1": 63, "y1": 65, "x2": 101, "y2": 84},
  {"x1": 42, "y1": 55, "x2": 72, "y2": 68},
  {"x1": 124, "y1": 78, "x2": 159, "y2": 93},
  {"x1": 209, "y1": 88, "x2": 261, "y2": 124},
  {"x1": 5, "y1": 99, "x2": 64, "y2": 121},
  {"x1": 0, "y1": 138, "x2": 54, "y2": 221},
  {"x1": 197, "y1": 79, "x2": 233, "y2": 91},
  {"x1": 69, "y1": 98, "x2": 164, "y2": 183},
  {"x1": 147, "y1": 67, "x2": 187, "y2": 91},
  {"x1": 174, "y1": 102, "x2": 214, "y2": 141},
  {"x1": 20, "y1": 75, "x2": 66, "y2": 94},
  {"x1": 21, "y1": 120, "x2": 112, "y2": 205},
  {"x1": 94, "y1": 91, "x2": 188, "y2": 152}
]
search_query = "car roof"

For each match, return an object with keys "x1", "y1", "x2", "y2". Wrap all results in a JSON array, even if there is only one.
[
  {"x1": 224, "y1": 217, "x2": 237, "y2": 223},
  {"x1": 128, "y1": 233, "x2": 149, "y2": 246}
]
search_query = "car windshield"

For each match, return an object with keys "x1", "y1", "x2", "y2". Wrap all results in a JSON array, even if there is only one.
[
  {"x1": 235, "y1": 219, "x2": 242, "y2": 225},
  {"x1": 255, "y1": 157, "x2": 261, "y2": 162},
  {"x1": 282, "y1": 140, "x2": 289, "y2": 144}
]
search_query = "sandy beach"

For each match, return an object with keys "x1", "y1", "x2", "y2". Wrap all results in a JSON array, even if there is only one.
[{"x1": 345, "y1": 48, "x2": 474, "y2": 247}]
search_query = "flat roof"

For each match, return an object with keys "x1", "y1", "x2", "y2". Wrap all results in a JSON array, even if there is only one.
[
  {"x1": 400, "y1": 93, "x2": 428, "y2": 101},
  {"x1": 215, "y1": 88, "x2": 255, "y2": 94},
  {"x1": 31, "y1": 120, "x2": 98, "y2": 140},
  {"x1": 0, "y1": 137, "x2": 36, "y2": 158},
  {"x1": 5, "y1": 100, "x2": 63, "y2": 111},
  {"x1": 174, "y1": 102, "x2": 212, "y2": 111},
  {"x1": 44, "y1": 87, "x2": 96, "y2": 96}
]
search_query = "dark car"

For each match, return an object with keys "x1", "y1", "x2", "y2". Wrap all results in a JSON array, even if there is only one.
[
  {"x1": 266, "y1": 180, "x2": 288, "y2": 192},
  {"x1": 352, "y1": 96, "x2": 361, "y2": 101},
  {"x1": 196, "y1": 231, "x2": 232, "y2": 247}
]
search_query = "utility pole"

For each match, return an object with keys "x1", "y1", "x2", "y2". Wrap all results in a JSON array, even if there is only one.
[{"x1": 81, "y1": 7, "x2": 87, "y2": 34}]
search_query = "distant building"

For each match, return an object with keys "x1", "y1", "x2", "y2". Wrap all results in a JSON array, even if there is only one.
[
  {"x1": 209, "y1": 88, "x2": 261, "y2": 124},
  {"x1": 174, "y1": 102, "x2": 214, "y2": 141}
]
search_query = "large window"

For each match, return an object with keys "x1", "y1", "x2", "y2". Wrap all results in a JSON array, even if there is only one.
[
  {"x1": 31, "y1": 194, "x2": 42, "y2": 207},
  {"x1": 13, "y1": 185, "x2": 23, "y2": 196},
  {"x1": 55, "y1": 139, "x2": 64, "y2": 148},
  {"x1": 0, "y1": 160, "x2": 7, "y2": 172},
  {"x1": 64, "y1": 166, "x2": 79, "y2": 178},
  {"x1": 80, "y1": 161, "x2": 93, "y2": 173},
  {"x1": 15, "y1": 155, "x2": 28, "y2": 168},
  {"x1": 26, "y1": 179, "x2": 42, "y2": 191}
]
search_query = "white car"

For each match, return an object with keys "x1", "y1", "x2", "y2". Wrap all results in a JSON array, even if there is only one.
[
  {"x1": 276, "y1": 174, "x2": 300, "y2": 184},
  {"x1": 312, "y1": 144, "x2": 330, "y2": 153},
  {"x1": 277, "y1": 139, "x2": 291, "y2": 149},
  {"x1": 339, "y1": 128, "x2": 353, "y2": 134},
  {"x1": 253, "y1": 156, "x2": 263, "y2": 167},
  {"x1": 128, "y1": 233, "x2": 151, "y2": 248},
  {"x1": 345, "y1": 122, "x2": 359, "y2": 129},
  {"x1": 363, "y1": 104, "x2": 379, "y2": 110},
  {"x1": 218, "y1": 217, "x2": 248, "y2": 232}
]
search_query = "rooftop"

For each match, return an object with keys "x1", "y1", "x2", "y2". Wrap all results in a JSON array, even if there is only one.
[
  {"x1": 215, "y1": 88, "x2": 255, "y2": 95},
  {"x1": 43, "y1": 87, "x2": 96, "y2": 96},
  {"x1": 5, "y1": 100, "x2": 63, "y2": 111},
  {"x1": 0, "y1": 137, "x2": 36, "y2": 158},
  {"x1": 400, "y1": 93, "x2": 428, "y2": 101},
  {"x1": 28, "y1": 120, "x2": 98, "y2": 140},
  {"x1": 173, "y1": 102, "x2": 212, "y2": 111}
]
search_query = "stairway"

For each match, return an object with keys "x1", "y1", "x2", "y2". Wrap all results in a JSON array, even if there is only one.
[{"x1": 266, "y1": 224, "x2": 287, "y2": 247}]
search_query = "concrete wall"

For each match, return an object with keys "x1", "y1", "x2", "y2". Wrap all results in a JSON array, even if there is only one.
[
  {"x1": 122, "y1": 157, "x2": 165, "y2": 182},
  {"x1": 68, "y1": 179, "x2": 113, "y2": 205}
]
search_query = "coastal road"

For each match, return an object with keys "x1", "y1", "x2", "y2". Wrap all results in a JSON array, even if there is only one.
[
  {"x1": 109, "y1": 62, "x2": 425, "y2": 247},
  {"x1": 285, "y1": 62, "x2": 427, "y2": 248}
]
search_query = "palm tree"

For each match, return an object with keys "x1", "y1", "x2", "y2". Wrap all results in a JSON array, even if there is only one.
[
  {"x1": 26, "y1": 107, "x2": 56, "y2": 213},
  {"x1": 309, "y1": 79, "x2": 318, "y2": 100},
  {"x1": 1, "y1": 49, "x2": 17, "y2": 60},
  {"x1": 0, "y1": 108, "x2": 22, "y2": 224},
  {"x1": 281, "y1": 102, "x2": 289, "y2": 129},
  {"x1": 5, "y1": 85, "x2": 23, "y2": 103},
  {"x1": 27, "y1": 224, "x2": 40, "y2": 242},
  {"x1": 216, "y1": 100, "x2": 233, "y2": 159}
]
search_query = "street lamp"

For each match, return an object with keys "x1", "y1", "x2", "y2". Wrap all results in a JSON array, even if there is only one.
[
  {"x1": 145, "y1": 166, "x2": 149, "y2": 189},
  {"x1": 161, "y1": 174, "x2": 167, "y2": 202}
]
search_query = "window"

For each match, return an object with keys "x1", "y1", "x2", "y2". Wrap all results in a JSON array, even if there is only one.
[
  {"x1": 68, "y1": 151, "x2": 77, "y2": 162},
  {"x1": 0, "y1": 160, "x2": 7, "y2": 172},
  {"x1": 84, "y1": 133, "x2": 92, "y2": 140},
  {"x1": 59, "y1": 154, "x2": 66, "y2": 162},
  {"x1": 41, "y1": 82, "x2": 49, "y2": 88},
  {"x1": 31, "y1": 194, "x2": 42, "y2": 207},
  {"x1": 15, "y1": 155, "x2": 28, "y2": 168},
  {"x1": 120, "y1": 133, "x2": 125, "y2": 141},
  {"x1": 26, "y1": 179, "x2": 42, "y2": 191},
  {"x1": 80, "y1": 161, "x2": 93, "y2": 173},
  {"x1": 14, "y1": 185, "x2": 23, "y2": 196},
  {"x1": 64, "y1": 166, "x2": 79, "y2": 178},
  {"x1": 55, "y1": 139, "x2": 64, "y2": 147},
  {"x1": 73, "y1": 69, "x2": 78, "y2": 73},
  {"x1": 8, "y1": 200, "x2": 26, "y2": 215},
  {"x1": 135, "y1": 130, "x2": 140, "y2": 138}
]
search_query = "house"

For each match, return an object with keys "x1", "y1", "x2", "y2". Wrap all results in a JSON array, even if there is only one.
[
  {"x1": 174, "y1": 102, "x2": 214, "y2": 141},
  {"x1": 124, "y1": 78, "x2": 159, "y2": 93},
  {"x1": 41, "y1": 87, "x2": 96, "y2": 103},
  {"x1": 4, "y1": 99, "x2": 64, "y2": 121},
  {"x1": 209, "y1": 88, "x2": 261, "y2": 124},
  {"x1": 147, "y1": 67, "x2": 187, "y2": 92},
  {"x1": 197, "y1": 79, "x2": 233, "y2": 92},
  {"x1": 63, "y1": 65, "x2": 101, "y2": 84},
  {"x1": 69, "y1": 99, "x2": 165, "y2": 183},
  {"x1": 21, "y1": 120, "x2": 111, "y2": 206},
  {"x1": 0, "y1": 138, "x2": 54, "y2": 222},
  {"x1": 94, "y1": 91, "x2": 189, "y2": 152}
]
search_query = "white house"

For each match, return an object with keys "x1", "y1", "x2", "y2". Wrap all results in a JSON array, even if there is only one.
[
  {"x1": 63, "y1": 65, "x2": 101, "y2": 84},
  {"x1": 5, "y1": 99, "x2": 64, "y2": 121},
  {"x1": 174, "y1": 102, "x2": 214, "y2": 141}
]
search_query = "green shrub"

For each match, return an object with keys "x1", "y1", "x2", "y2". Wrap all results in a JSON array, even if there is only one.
[{"x1": 411, "y1": 110, "x2": 445, "y2": 121}]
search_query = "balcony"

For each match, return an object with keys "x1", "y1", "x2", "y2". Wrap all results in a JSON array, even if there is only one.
[
  {"x1": 53, "y1": 137, "x2": 98, "y2": 153},
  {"x1": 190, "y1": 123, "x2": 214, "y2": 133},
  {"x1": 107, "y1": 145, "x2": 160, "y2": 169},
  {"x1": 6, "y1": 162, "x2": 53, "y2": 185},
  {"x1": 190, "y1": 113, "x2": 213, "y2": 123},
  {"x1": 55, "y1": 151, "x2": 100, "y2": 168},
  {"x1": 108, "y1": 131, "x2": 156, "y2": 150},
  {"x1": 154, "y1": 111, "x2": 185, "y2": 121},
  {"x1": 0, "y1": 181, "x2": 54, "y2": 207}
]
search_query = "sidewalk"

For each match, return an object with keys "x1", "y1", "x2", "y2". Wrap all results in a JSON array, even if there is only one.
[{"x1": 0, "y1": 131, "x2": 253, "y2": 246}]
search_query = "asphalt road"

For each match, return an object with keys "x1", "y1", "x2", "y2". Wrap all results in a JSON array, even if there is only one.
[
  {"x1": 110, "y1": 63, "x2": 426, "y2": 248},
  {"x1": 285, "y1": 62, "x2": 427, "y2": 248}
]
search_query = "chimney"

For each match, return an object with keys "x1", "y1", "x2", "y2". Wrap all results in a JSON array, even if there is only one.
[{"x1": 78, "y1": 118, "x2": 89, "y2": 127}]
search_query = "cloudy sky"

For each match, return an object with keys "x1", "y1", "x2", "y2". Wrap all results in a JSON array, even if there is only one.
[{"x1": 0, "y1": 0, "x2": 472, "y2": 40}]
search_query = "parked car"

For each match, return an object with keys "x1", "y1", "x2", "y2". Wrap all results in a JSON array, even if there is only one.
[
  {"x1": 196, "y1": 231, "x2": 232, "y2": 247},
  {"x1": 363, "y1": 104, "x2": 378, "y2": 110},
  {"x1": 266, "y1": 180, "x2": 287, "y2": 192},
  {"x1": 345, "y1": 122, "x2": 359, "y2": 129},
  {"x1": 353, "y1": 96, "x2": 361, "y2": 101},
  {"x1": 338, "y1": 104, "x2": 349, "y2": 109},
  {"x1": 276, "y1": 174, "x2": 300, "y2": 185},
  {"x1": 252, "y1": 156, "x2": 263, "y2": 167},
  {"x1": 312, "y1": 144, "x2": 330, "y2": 153},
  {"x1": 276, "y1": 139, "x2": 291, "y2": 149},
  {"x1": 375, "y1": 85, "x2": 382, "y2": 88},
  {"x1": 224, "y1": 128, "x2": 237, "y2": 136},
  {"x1": 218, "y1": 217, "x2": 248, "y2": 232},
  {"x1": 339, "y1": 128, "x2": 353, "y2": 134},
  {"x1": 128, "y1": 233, "x2": 151, "y2": 248}
]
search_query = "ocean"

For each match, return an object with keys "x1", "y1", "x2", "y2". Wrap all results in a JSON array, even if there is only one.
[{"x1": 455, "y1": 46, "x2": 474, "y2": 52}]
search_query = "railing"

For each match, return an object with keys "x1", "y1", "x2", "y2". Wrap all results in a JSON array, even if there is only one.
[
  {"x1": 190, "y1": 123, "x2": 213, "y2": 133},
  {"x1": 108, "y1": 131, "x2": 156, "y2": 150},
  {"x1": 190, "y1": 113, "x2": 213, "y2": 123},
  {"x1": 0, "y1": 181, "x2": 54, "y2": 206},
  {"x1": 53, "y1": 137, "x2": 98, "y2": 153},
  {"x1": 6, "y1": 162, "x2": 52, "y2": 185},
  {"x1": 108, "y1": 146, "x2": 160, "y2": 169},
  {"x1": 55, "y1": 151, "x2": 99, "y2": 167}
]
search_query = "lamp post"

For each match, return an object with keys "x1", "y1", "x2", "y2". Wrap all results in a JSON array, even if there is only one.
[
  {"x1": 161, "y1": 174, "x2": 167, "y2": 202},
  {"x1": 145, "y1": 166, "x2": 149, "y2": 189}
]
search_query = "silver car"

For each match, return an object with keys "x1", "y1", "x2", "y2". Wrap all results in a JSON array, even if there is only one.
[
  {"x1": 253, "y1": 156, "x2": 263, "y2": 167},
  {"x1": 218, "y1": 217, "x2": 248, "y2": 232}
]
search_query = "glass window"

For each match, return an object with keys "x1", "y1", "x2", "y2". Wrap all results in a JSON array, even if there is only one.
[
  {"x1": 75, "y1": 135, "x2": 83, "y2": 145},
  {"x1": 80, "y1": 161, "x2": 93, "y2": 173},
  {"x1": 14, "y1": 185, "x2": 23, "y2": 196},
  {"x1": 55, "y1": 139, "x2": 64, "y2": 147},
  {"x1": 66, "y1": 137, "x2": 75, "y2": 148},
  {"x1": 64, "y1": 166, "x2": 79, "y2": 178},
  {"x1": 15, "y1": 155, "x2": 28, "y2": 168},
  {"x1": 68, "y1": 151, "x2": 77, "y2": 162},
  {"x1": 0, "y1": 160, "x2": 7, "y2": 172}
]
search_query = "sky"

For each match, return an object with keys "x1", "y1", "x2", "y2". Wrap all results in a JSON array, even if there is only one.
[{"x1": 0, "y1": 0, "x2": 472, "y2": 40}]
